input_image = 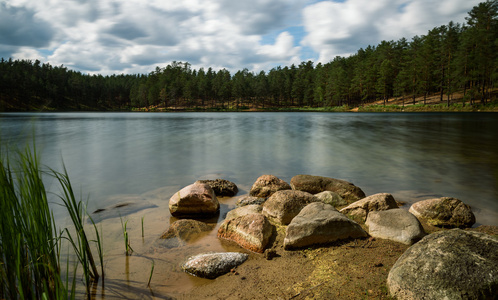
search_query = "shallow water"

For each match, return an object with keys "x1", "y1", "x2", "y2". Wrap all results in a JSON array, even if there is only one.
[{"x1": 1, "y1": 111, "x2": 497, "y2": 298}]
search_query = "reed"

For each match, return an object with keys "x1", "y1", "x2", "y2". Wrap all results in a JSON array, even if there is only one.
[
  {"x1": 120, "y1": 217, "x2": 134, "y2": 256},
  {"x1": 141, "y1": 216, "x2": 145, "y2": 238},
  {"x1": 1, "y1": 145, "x2": 66, "y2": 299},
  {"x1": 53, "y1": 166, "x2": 101, "y2": 290},
  {"x1": 0, "y1": 143, "x2": 102, "y2": 299},
  {"x1": 147, "y1": 259, "x2": 155, "y2": 288}
]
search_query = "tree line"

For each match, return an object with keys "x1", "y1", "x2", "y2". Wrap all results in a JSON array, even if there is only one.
[{"x1": 0, "y1": 1, "x2": 496, "y2": 111}]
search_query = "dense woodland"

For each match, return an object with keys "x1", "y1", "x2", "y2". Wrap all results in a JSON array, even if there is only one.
[{"x1": 0, "y1": 1, "x2": 497, "y2": 111}]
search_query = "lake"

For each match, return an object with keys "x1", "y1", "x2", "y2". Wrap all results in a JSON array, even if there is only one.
[{"x1": 1, "y1": 111, "x2": 497, "y2": 297}]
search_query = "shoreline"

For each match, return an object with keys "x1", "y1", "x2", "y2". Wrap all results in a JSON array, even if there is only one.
[
  {"x1": 2, "y1": 98, "x2": 498, "y2": 113},
  {"x1": 84, "y1": 186, "x2": 498, "y2": 299}
]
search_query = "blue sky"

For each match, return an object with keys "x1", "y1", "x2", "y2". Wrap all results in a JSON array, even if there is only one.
[{"x1": 0, "y1": 0, "x2": 481, "y2": 75}]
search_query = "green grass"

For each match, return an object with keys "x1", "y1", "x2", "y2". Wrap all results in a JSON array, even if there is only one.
[
  {"x1": 141, "y1": 216, "x2": 145, "y2": 238},
  {"x1": 120, "y1": 217, "x2": 134, "y2": 256},
  {"x1": 356, "y1": 101, "x2": 498, "y2": 112},
  {"x1": 0, "y1": 143, "x2": 103, "y2": 299},
  {"x1": 147, "y1": 259, "x2": 154, "y2": 288}
]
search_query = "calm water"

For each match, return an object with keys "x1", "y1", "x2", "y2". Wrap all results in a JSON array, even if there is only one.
[
  {"x1": 2, "y1": 111, "x2": 498, "y2": 298},
  {"x1": 1, "y1": 112, "x2": 497, "y2": 225}
]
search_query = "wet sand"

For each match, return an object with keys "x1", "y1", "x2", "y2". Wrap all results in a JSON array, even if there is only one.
[{"x1": 66, "y1": 185, "x2": 497, "y2": 299}]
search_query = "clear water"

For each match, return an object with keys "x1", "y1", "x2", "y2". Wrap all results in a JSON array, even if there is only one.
[
  {"x1": 1, "y1": 111, "x2": 497, "y2": 297},
  {"x1": 1, "y1": 111, "x2": 497, "y2": 224}
]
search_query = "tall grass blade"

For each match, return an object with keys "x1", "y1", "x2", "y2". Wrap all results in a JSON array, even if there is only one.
[
  {"x1": 87, "y1": 213, "x2": 105, "y2": 282},
  {"x1": 147, "y1": 259, "x2": 155, "y2": 288},
  {"x1": 52, "y1": 166, "x2": 100, "y2": 281},
  {"x1": 0, "y1": 144, "x2": 66, "y2": 299},
  {"x1": 0, "y1": 142, "x2": 103, "y2": 299},
  {"x1": 141, "y1": 216, "x2": 145, "y2": 238}
]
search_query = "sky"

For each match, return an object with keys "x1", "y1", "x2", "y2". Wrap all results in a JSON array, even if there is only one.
[{"x1": 0, "y1": 0, "x2": 482, "y2": 75}]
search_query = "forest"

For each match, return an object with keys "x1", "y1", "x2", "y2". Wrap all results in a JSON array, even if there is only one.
[{"x1": 0, "y1": 1, "x2": 496, "y2": 112}]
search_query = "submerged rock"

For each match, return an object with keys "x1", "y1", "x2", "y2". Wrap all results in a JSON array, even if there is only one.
[
  {"x1": 159, "y1": 219, "x2": 213, "y2": 248},
  {"x1": 284, "y1": 202, "x2": 368, "y2": 250},
  {"x1": 218, "y1": 213, "x2": 274, "y2": 253},
  {"x1": 91, "y1": 197, "x2": 158, "y2": 223},
  {"x1": 262, "y1": 190, "x2": 319, "y2": 225},
  {"x1": 366, "y1": 208, "x2": 425, "y2": 245},
  {"x1": 339, "y1": 193, "x2": 398, "y2": 221},
  {"x1": 182, "y1": 252, "x2": 249, "y2": 279},
  {"x1": 168, "y1": 182, "x2": 219, "y2": 217},
  {"x1": 290, "y1": 175, "x2": 365, "y2": 203},
  {"x1": 249, "y1": 175, "x2": 291, "y2": 198},
  {"x1": 196, "y1": 179, "x2": 238, "y2": 197},
  {"x1": 388, "y1": 229, "x2": 498, "y2": 299},
  {"x1": 409, "y1": 197, "x2": 476, "y2": 228}
]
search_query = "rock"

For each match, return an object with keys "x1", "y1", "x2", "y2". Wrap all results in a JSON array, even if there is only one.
[
  {"x1": 314, "y1": 191, "x2": 347, "y2": 208},
  {"x1": 365, "y1": 209, "x2": 426, "y2": 245},
  {"x1": 160, "y1": 219, "x2": 212, "y2": 240},
  {"x1": 169, "y1": 182, "x2": 220, "y2": 217},
  {"x1": 290, "y1": 175, "x2": 365, "y2": 203},
  {"x1": 218, "y1": 213, "x2": 274, "y2": 253},
  {"x1": 339, "y1": 193, "x2": 398, "y2": 221},
  {"x1": 387, "y1": 229, "x2": 498, "y2": 299},
  {"x1": 225, "y1": 205, "x2": 262, "y2": 221},
  {"x1": 182, "y1": 252, "x2": 249, "y2": 279},
  {"x1": 196, "y1": 179, "x2": 238, "y2": 197},
  {"x1": 249, "y1": 175, "x2": 291, "y2": 198},
  {"x1": 236, "y1": 195, "x2": 267, "y2": 207},
  {"x1": 91, "y1": 199, "x2": 157, "y2": 223},
  {"x1": 159, "y1": 219, "x2": 213, "y2": 248},
  {"x1": 409, "y1": 197, "x2": 476, "y2": 228},
  {"x1": 264, "y1": 249, "x2": 278, "y2": 260},
  {"x1": 262, "y1": 190, "x2": 320, "y2": 225},
  {"x1": 284, "y1": 202, "x2": 368, "y2": 250}
]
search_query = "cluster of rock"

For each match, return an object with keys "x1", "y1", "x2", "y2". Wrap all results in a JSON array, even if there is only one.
[{"x1": 165, "y1": 175, "x2": 497, "y2": 299}]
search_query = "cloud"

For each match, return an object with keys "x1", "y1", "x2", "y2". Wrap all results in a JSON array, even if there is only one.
[
  {"x1": 302, "y1": 0, "x2": 481, "y2": 63},
  {"x1": 0, "y1": 2, "x2": 54, "y2": 48},
  {"x1": 0, "y1": 0, "x2": 484, "y2": 75},
  {"x1": 106, "y1": 21, "x2": 148, "y2": 41},
  {"x1": 258, "y1": 32, "x2": 301, "y2": 60},
  {"x1": 217, "y1": 0, "x2": 306, "y2": 35},
  {"x1": 41, "y1": 0, "x2": 307, "y2": 74}
]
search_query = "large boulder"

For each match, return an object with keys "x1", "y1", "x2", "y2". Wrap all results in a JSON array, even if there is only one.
[
  {"x1": 290, "y1": 175, "x2": 365, "y2": 203},
  {"x1": 169, "y1": 182, "x2": 220, "y2": 217},
  {"x1": 249, "y1": 175, "x2": 291, "y2": 198},
  {"x1": 218, "y1": 213, "x2": 274, "y2": 253},
  {"x1": 262, "y1": 190, "x2": 319, "y2": 225},
  {"x1": 225, "y1": 205, "x2": 262, "y2": 221},
  {"x1": 314, "y1": 191, "x2": 347, "y2": 208},
  {"x1": 159, "y1": 219, "x2": 213, "y2": 248},
  {"x1": 365, "y1": 209, "x2": 426, "y2": 245},
  {"x1": 284, "y1": 202, "x2": 368, "y2": 250},
  {"x1": 236, "y1": 195, "x2": 267, "y2": 207},
  {"x1": 196, "y1": 179, "x2": 238, "y2": 197},
  {"x1": 388, "y1": 229, "x2": 498, "y2": 299},
  {"x1": 409, "y1": 197, "x2": 476, "y2": 228},
  {"x1": 182, "y1": 252, "x2": 249, "y2": 279},
  {"x1": 339, "y1": 193, "x2": 398, "y2": 221}
]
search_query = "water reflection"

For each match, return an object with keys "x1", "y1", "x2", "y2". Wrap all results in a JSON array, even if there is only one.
[{"x1": 1, "y1": 112, "x2": 497, "y2": 225}]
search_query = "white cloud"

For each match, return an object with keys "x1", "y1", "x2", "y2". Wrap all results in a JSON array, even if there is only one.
[
  {"x1": 0, "y1": 0, "x2": 484, "y2": 74},
  {"x1": 302, "y1": 0, "x2": 481, "y2": 63},
  {"x1": 258, "y1": 32, "x2": 301, "y2": 60}
]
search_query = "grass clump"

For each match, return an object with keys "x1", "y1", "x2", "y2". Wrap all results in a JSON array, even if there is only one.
[{"x1": 0, "y1": 144, "x2": 102, "y2": 299}]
